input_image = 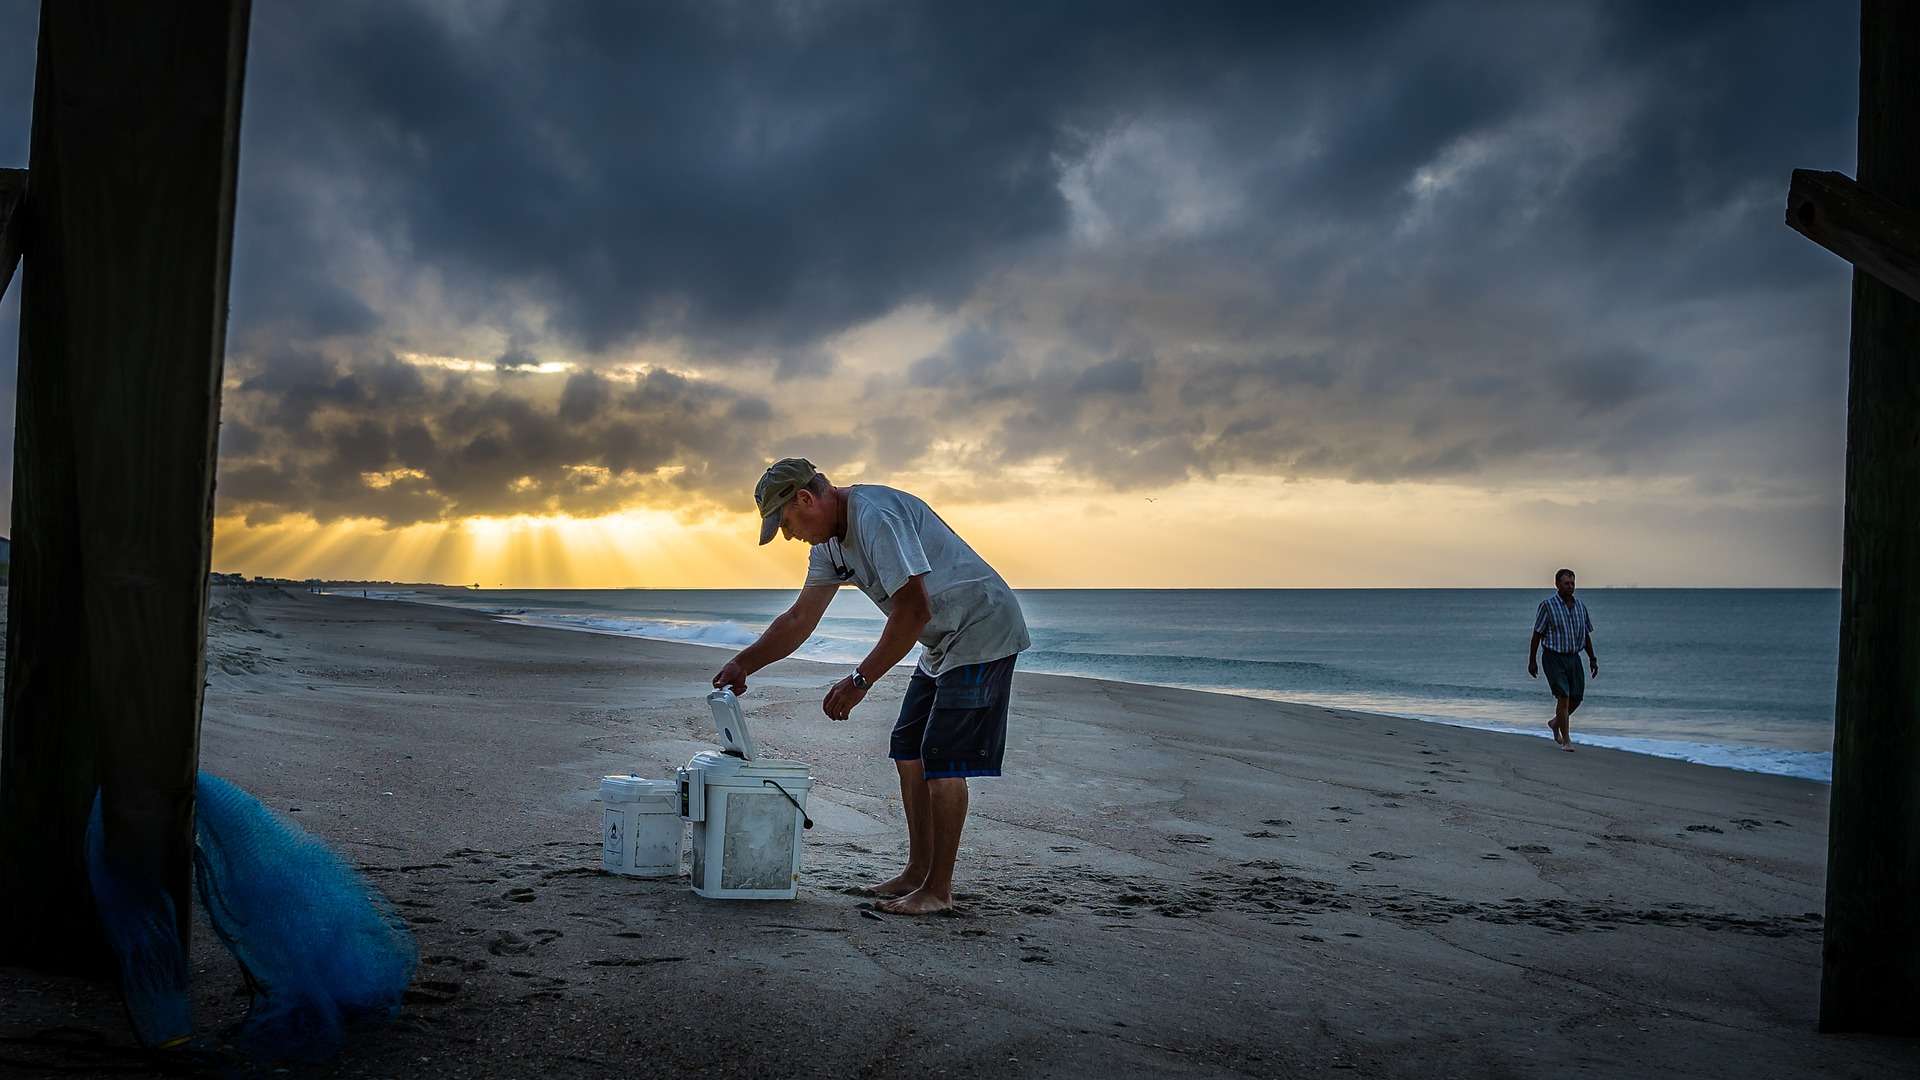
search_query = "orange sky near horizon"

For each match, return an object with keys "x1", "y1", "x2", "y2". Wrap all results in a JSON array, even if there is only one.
[{"x1": 209, "y1": 471, "x2": 1839, "y2": 590}]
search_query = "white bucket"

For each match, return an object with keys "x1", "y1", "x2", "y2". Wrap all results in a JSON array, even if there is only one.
[
  {"x1": 600, "y1": 775, "x2": 683, "y2": 878},
  {"x1": 682, "y1": 751, "x2": 813, "y2": 900}
]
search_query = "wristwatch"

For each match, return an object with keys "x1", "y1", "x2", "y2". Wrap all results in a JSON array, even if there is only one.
[{"x1": 851, "y1": 671, "x2": 870, "y2": 691}]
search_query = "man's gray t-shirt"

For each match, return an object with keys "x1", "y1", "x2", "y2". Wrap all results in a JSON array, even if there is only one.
[{"x1": 804, "y1": 485, "x2": 1029, "y2": 675}]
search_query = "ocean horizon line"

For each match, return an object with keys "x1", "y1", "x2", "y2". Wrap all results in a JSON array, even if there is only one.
[{"x1": 285, "y1": 582, "x2": 1844, "y2": 593}]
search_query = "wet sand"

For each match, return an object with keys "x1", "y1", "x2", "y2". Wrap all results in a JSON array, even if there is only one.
[{"x1": 1, "y1": 587, "x2": 1913, "y2": 1078}]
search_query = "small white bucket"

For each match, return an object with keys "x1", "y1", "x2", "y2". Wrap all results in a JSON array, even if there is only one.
[{"x1": 600, "y1": 775, "x2": 683, "y2": 877}]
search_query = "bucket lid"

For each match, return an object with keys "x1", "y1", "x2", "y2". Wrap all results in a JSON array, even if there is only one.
[
  {"x1": 706, "y1": 688, "x2": 757, "y2": 759},
  {"x1": 683, "y1": 749, "x2": 811, "y2": 782},
  {"x1": 600, "y1": 774, "x2": 677, "y2": 802}
]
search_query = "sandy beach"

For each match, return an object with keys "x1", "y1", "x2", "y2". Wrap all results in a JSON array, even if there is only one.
[{"x1": 1, "y1": 586, "x2": 1913, "y2": 1078}]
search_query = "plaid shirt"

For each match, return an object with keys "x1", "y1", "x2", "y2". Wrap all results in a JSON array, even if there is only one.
[{"x1": 1533, "y1": 594, "x2": 1593, "y2": 654}]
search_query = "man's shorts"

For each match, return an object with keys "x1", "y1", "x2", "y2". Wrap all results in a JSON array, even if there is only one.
[
  {"x1": 889, "y1": 654, "x2": 1017, "y2": 780},
  {"x1": 1541, "y1": 648, "x2": 1585, "y2": 703}
]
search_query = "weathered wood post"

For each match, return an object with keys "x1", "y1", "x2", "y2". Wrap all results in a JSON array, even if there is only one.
[
  {"x1": 0, "y1": 2, "x2": 250, "y2": 973},
  {"x1": 1815, "y1": 0, "x2": 1920, "y2": 1035}
]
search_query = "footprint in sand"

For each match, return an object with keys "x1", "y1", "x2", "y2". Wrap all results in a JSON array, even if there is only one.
[
  {"x1": 1729, "y1": 819, "x2": 1765, "y2": 830},
  {"x1": 503, "y1": 887, "x2": 538, "y2": 903},
  {"x1": 1261, "y1": 818, "x2": 1293, "y2": 827},
  {"x1": 1243, "y1": 830, "x2": 1285, "y2": 839},
  {"x1": 1368, "y1": 851, "x2": 1413, "y2": 861},
  {"x1": 403, "y1": 980, "x2": 461, "y2": 1006},
  {"x1": 1506, "y1": 844, "x2": 1552, "y2": 854},
  {"x1": 542, "y1": 867, "x2": 602, "y2": 882},
  {"x1": 488, "y1": 929, "x2": 564, "y2": 955},
  {"x1": 1685, "y1": 825, "x2": 1725, "y2": 835},
  {"x1": 1480, "y1": 853, "x2": 1504, "y2": 860},
  {"x1": 1167, "y1": 834, "x2": 1212, "y2": 845},
  {"x1": 1600, "y1": 834, "x2": 1636, "y2": 843}
]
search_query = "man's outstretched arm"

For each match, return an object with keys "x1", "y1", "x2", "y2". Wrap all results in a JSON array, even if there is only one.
[
  {"x1": 715, "y1": 583, "x2": 838, "y2": 693},
  {"x1": 859, "y1": 574, "x2": 932, "y2": 684}
]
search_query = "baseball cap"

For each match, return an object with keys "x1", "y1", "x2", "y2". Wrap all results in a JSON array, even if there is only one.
[{"x1": 754, "y1": 457, "x2": 818, "y2": 545}]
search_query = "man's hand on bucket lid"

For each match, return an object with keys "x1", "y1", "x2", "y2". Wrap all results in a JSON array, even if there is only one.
[{"x1": 714, "y1": 660, "x2": 749, "y2": 695}]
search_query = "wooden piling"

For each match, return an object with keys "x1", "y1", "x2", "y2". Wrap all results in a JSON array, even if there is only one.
[
  {"x1": 1820, "y1": 0, "x2": 1920, "y2": 1035},
  {"x1": 0, "y1": 2, "x2": 250, "y2": 973}
]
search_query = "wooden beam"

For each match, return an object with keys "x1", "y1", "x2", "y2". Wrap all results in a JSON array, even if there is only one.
[
  {"x1": 0, "y1": 169, "x2": 23, "y2": 300},
  {"x1": 1788, "y1": 169, "x2": 1920, "y2": 307},
  {"x1": 0, "y1": 2, "x2": 250, "y2": 974},
  {"x1": 1820, "y1": 0, "x2": 1920, "y2": 1036}
]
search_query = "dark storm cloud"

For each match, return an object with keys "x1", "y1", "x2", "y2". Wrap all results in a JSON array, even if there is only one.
[
  {"x1": 214, "y1": 354, "x2": 772, "y2": 526},
  {"x1": 823, "y1": 0, "x2": 1857, "y2": 496},
  {"x1": 558, "y1": 371, "x2": 612, "y2": 424},
  {"x1": 0, "y1": 0, "x2": 30, "y2": 168},
  {"x1": 0, "y1": 1, "x2": 1861, "y2": 547},
  {"x1": 206, "y1": 1, "x2": 1481, "y2": 358}
]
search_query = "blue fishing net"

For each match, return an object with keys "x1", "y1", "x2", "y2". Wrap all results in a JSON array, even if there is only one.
[
  {"x1": 191, "y1": 773, "x2": 417, "y2": 1059},
  {"x1": 83, "y1": 794, "x2": 192, "y2": 1049}
]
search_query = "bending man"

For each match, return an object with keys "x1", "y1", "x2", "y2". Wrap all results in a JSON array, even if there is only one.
[{"x1": 714, "y1": 458, "x2": 1030, "y2": 914}]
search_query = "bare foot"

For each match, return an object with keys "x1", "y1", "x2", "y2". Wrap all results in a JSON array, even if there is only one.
[
  {"x1": 877, "y1": 888, "x2": 954, "y2": 915},
  {"x1": 1560, "y1": 741, "x2": 1576, "y2": 753},
  {"x1": 863, "y1": 872, "x2": 924, "y2": 898}
]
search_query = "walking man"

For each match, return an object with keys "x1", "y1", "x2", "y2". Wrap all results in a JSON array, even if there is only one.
[
  {"x1": 713, "y1": 459, "x2": 1030, "y2": 914},
  {"x1": 1528, "y1": 568, "x2": 1598, "y2": 751}
]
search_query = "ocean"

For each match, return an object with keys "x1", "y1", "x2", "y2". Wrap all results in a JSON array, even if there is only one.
[{"x1": 338, "y1": 587, "x2": 1840, "y2": 782}]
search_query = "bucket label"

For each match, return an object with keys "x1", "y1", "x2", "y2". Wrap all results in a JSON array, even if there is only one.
[{"x1": 603, "y1": 808, "x2": 623, "y2": 861}]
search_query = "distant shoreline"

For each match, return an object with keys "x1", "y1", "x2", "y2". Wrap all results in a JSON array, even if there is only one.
[{"x1": 318, "y1": 585, "x2": 1837, "y2": 784}]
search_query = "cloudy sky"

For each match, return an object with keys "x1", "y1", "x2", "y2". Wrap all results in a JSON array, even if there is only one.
[{"x1": 0, "y1": 1, "x2": 1861, "y2": 587}]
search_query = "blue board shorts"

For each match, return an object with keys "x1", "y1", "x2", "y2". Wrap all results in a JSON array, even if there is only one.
[
  {"x1": 889, "y1": 654, "x2": 1017, "y2": 780},
  {"x1": 1542, "y1": 648, "x2": 1585, "y2": 703}
]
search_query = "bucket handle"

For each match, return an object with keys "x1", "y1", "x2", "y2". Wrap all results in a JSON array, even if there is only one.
[{"x1": 761, "y1": 779, "x2": 813, "y2": 830}]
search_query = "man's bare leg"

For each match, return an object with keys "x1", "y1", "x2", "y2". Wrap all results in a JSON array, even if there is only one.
[
  {"x1": 866, "y1": 759, "x2": 931, "y2": 897},
  {"x1": 1561, "y1": 697, "x2": 1580, "y2": 751},
  {"x1": 880, "y1": 777, "x2": 968, "y2": 915},
  {"x1": 1550, "y1": 696, "x2": 1570, "y2": 746}
]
